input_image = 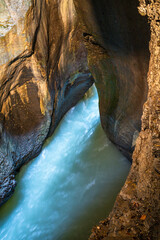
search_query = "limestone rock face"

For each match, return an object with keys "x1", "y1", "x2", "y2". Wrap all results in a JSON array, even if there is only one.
[
  {"x1": 0, "y1": 0, "x2": 31, "y2": 65},
  {"x1": 0, "y1": 1, "x2": 159, "y2": 238},
  {"x1": 0, "y1": 0, "x2": 93, "y2": 205},
  {"x1": 89, "y1": 1, "x2": 160, "y2": 239},
  {"x1": 74, "y1": 0, "x2": 150, "y2": 160}
]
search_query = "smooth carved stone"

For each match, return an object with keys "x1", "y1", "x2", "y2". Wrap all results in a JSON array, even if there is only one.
[
  {"x1": 0, "y1": 1, "x2": 159, "y2": 239},
  {"x1": 88, "y1": 0, "x2": 160, "y2": 239},
  {"x1": 74, "y1": 0, "x2": 150, "y2": 160},
  {"x1": 0, "y1": 0, "x2": 93, "y2": 205}
]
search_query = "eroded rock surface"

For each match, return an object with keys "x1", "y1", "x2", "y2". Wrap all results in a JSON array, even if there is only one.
[
  {"x1": 0, "y1": 0, "x2": 93, "y2": 205},
  {"x1": 89, "y1": 1, "x2": 160, "y2": 239},
  {"x1": 74, "y1": 0, "x2": 150, "y2": 160},
  {"x1": 0, "y1": 1, "x2": 159, "y2": 239}
]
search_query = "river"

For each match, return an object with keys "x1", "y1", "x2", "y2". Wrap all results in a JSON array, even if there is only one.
[{"x1": 0, "y1": 85, "x2": 130, "y2": 240}]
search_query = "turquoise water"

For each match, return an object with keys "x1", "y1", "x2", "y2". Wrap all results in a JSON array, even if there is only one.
[{"x1": 0, "y1": 85, "x2": 130, "y2": 240}]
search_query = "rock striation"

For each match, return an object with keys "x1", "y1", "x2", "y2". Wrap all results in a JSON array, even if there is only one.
[
  {"x1": 89, "y1": 1, "x2": 160, "y2": 239},
  {"x1": 74, "y1": 0, "x2": 150, "y2": 160},
  {"x1": 0, "y1": 0, "x2": 93, "y2": 205},
  {"x1": 0, "y1": 0, "x2": 159, "y2": 239}
]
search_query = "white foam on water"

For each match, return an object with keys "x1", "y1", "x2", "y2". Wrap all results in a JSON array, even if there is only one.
[{"x1": 0, "y1": 85, "x2": 130, "y2": 240}]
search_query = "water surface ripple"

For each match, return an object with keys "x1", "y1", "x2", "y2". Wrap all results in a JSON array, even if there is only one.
[{"x1": 0, "y1": 85, "x2": 130, "y2": 240}]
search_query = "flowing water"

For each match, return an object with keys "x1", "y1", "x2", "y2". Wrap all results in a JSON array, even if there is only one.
[{"x1": 0, "y1": 85, "x2": 130, "y2": 240}]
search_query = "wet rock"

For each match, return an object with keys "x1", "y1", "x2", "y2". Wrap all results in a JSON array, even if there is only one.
[
  {"x1": 0, "y1": 0, "x2": 93, "y2": 205},
  {"x1": 0, "y1": 1, "x2": 159, "y2": 239},
  {"x1": 74, "y1": 0, "x2": 150, "y2": 160},
  {"x1": 89, "y1": 0, "x2": 160, "y2": 239}
]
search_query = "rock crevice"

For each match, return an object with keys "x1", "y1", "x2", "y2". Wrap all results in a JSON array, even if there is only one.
[{"x1": 0, "y1": 1, "x2": 159, "y2": 239}]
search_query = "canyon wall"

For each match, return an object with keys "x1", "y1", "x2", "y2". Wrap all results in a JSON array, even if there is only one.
[
  {"x1": 0, "y1": 0, "x2": 93, "y2": 205},
  {"x1": 74, "y1": 0, "x2": 150, "y2": 160},
  {"x1": 89, "y1": 1, "x2": 160, "y2": 239},
  {"x1": 0, "y1": 0, "x2": 159, "y2": 239}
]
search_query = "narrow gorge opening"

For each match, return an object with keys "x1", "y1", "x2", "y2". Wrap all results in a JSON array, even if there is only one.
[
  {"x1": 0, "y1": 85, "x2": 130, "y2": 240},
  {"x1": 0, "y1": 0, "x2": 156, "y2": 238}
]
